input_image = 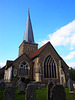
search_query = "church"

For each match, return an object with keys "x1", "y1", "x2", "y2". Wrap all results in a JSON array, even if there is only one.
[{"x1": 4, "y1": 11, "x2": 69, "y2": 86}]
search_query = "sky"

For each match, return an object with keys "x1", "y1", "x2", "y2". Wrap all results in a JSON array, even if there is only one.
[{"x1": 0, "y1": 0, "x2": 75, "y2": 68}]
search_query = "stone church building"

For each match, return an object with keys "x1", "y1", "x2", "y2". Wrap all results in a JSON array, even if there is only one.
[{"x1": 4, "y1": 11, "x2": 69, "y2": 86}]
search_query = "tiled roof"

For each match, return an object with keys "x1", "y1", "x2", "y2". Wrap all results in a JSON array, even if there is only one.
[
  {"x1": 29, "y1": 42, "x2": 49, "y2": 59},
  {"x1": 6, "y1": 60, "x2": 13, "y2": 67},
  {"x1": 0, "y1": 66, "x2": 5, "y2": 79}
]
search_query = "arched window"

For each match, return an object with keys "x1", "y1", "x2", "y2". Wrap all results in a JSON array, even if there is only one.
[
  {"x1": 19, "y1": 61, "x2": 30, "y2": 77},
  {"x1": 44, "y1": 55, "x2": 57, "y2": 78}
]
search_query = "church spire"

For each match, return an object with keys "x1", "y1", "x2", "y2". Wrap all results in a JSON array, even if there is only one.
[{"x1": 23, "y1": 9, "x2": 34, "y2": 43}]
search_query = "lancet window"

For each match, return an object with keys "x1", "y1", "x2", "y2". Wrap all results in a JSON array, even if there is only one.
[{"x1": 44, "y1": 55, "x2": 57, "y2": 78}]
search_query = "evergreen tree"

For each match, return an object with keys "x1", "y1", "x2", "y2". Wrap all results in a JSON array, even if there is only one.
[{"x1": 69, "y1": 67, "x2": 75, "y2": 81}]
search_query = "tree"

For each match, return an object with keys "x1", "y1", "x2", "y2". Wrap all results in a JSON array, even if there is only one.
[{"x1": 69, "y1": 67, "x2": 75, "y2": 81}]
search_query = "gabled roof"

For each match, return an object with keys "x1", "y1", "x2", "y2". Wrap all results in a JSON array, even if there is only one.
[
  {"x1": 23, "y1": 9, "x2": 34, "y2": 43},
  {"x1": 13, "y1": 53, "x2": 33, "y2": 64},
  {"x1": 29, "y1": 42, "x2": 49, "y2": 59},
  {"x1": 6, "y1": 53, "x2": 33, "y2": 69},
  {"x1": 29, "y1": 41, "x2": 69, "y2": 68}
]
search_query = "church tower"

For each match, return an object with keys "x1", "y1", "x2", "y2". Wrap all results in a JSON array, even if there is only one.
[{"x1": 19, "y1": 10, "x2": 38, "y2": 56}]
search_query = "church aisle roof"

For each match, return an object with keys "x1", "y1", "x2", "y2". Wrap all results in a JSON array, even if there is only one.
[
  {"x1": 23, "y1": 10, "x2": 34, "y2": 43},
  {"x1": 6, "y1": 60, "x2": 13, "y2": 67},
  {"x1": 29, "y1": 42, "x2": 49, "y2": 59},
  {"x1": 6, "y1": 53, "x2": 34, "y2": 69}
]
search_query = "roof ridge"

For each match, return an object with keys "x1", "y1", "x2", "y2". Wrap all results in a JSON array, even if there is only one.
[{"x1": 6, "y1": 53, "x2": 34, "y2": 69}]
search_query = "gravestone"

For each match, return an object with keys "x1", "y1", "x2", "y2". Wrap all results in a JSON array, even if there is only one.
[
  {"x1": 47, "y1": 81, "x2": 54, "y2": 100},
  {"x1": 17, "y1": 78, "x2": 26, "y2": 94},
  {"x1": 69, "y1": 79, "x2": 74, "y2": 91},
  {"x1": 30, "y1": 81, "x2": 41, "y2": 89},
  {"x1": 67, "y1": 79, "x2": 70, "y2": 88},
  {"x1": 4, "y1": 87, "x2": 15, "y2": 100},
  {"x1": 17, "y1": 78, "x2": 21, "y2": 87},
  {"x1": 18, "y1": 81, "x2": 26, "y2": 94},
  {"x1": 0, "y1": 81, "x2": 5, "y2": 90},
  {"x1": 41, "y1": 84, "x2": 46, "y2": 88},
  {"x1": 50, "y1": 85, "x2": 66, "y2": 100},
  {"x1": 35, "y1": 82, "x2": 41, "y2": 89},
  {"x1": 25, "y1": 84, "x2": 36, "y2": 100},
  {"x1": 5, "y1": 82, "x2": 13, "y2": 88},
  {"x1": 73, "y1": 82, "x2": 75, "y2": 88}
]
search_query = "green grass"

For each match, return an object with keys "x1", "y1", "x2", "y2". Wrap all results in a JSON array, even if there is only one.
[
  {"x1": 0, "y1": 87, "x2": 75, "y2": 100},
  {"x1": 15, "y1": 87, "x2": 25, "y2": 100},
  {"x1": 0, "y1": 89, "x2": 4, "y2": 100},
  {"x1": 15, "y1": 87, "x2": 47, "y2": 100},
  {"x1": 36, "y1": 88, "x2": 47, "y2": 100},
  {"x1": 65, "y1": 88, "x2": 75, "y2": 100}
]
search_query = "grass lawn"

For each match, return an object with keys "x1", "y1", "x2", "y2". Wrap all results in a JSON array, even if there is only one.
[
  {"x1": 0, "y1": 87, "x2": 75, "y2": 100},
  {"x1": 0, "y1": 89, "x2": 4, "y2": 100},
  {"x1": 65, "y1": 88, "x2": 75, "y2": 100}
]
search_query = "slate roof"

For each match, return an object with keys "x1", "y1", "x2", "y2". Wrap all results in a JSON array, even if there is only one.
[{"x1": 23, "y1": 9, "x2": 34, "y2": 43}]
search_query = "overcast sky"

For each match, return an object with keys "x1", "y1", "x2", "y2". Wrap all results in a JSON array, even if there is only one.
[{"x1": 0, "y1": 0, "x2": 75, "y2": 68}]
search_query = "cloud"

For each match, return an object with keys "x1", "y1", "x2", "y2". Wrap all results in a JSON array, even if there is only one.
[
  {"x1": 68, "y1": 62, "x2": 75, "y2": 69},
  {"x1": 49, "y1": 20, "x2": 75, "y2": 48},
  {"x1": 39, "y1": 20, "x2": 75, "y2": 50},
  {"x1": 0, "y1": 62, "x2": 5, "y2": 68},
  {"x1": 63, "y1": 51, "x2": 75, "y2": 60},
  {"x1": 38, "y1": 20, "x2": 75, "y2": 69},
  {"x1": 70, "y1": 34, "x2": 75, "y2": 50},
  {"x1": 38, "y1": 40, "x2": 49, "y2": 46}
]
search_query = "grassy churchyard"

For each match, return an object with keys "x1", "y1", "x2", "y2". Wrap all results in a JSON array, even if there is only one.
[{"x1": 0, "y1": 87, "x2": 75, "y2": 100}]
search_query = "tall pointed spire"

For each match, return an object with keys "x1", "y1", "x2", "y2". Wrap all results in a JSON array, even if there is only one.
[{"x1": 23, "y1": 9, "x2": 34, "y2": 43}]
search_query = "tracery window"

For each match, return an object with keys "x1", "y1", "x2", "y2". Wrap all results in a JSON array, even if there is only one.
[
  {"x1": 19, "y1": 61, "x2": 30, "y2": 76},
  {"x1": 44, "y1": 55, "x2": 57, "y2": 78}
]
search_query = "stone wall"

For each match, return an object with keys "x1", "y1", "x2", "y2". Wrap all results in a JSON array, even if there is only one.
[
  {"x1": 10, "y1": 54, "x2": 33, "y2": 86},
  {"x1": 19, "y1": 41, "x2": 38, "y2": 56},
  {"x1": 37, "y1": 43, "x2": 60, "y2": 84}
]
